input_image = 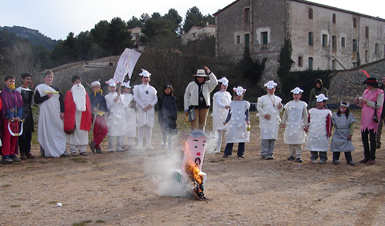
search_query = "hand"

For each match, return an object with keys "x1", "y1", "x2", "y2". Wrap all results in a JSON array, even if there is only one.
[
  {"x1": 264, "y1": 114, "x2": 271, "y2": 120},
  {"x1": 225, "y1": 105, "x2": 230, "y2": 110},
  {"x1": 277, "y1": 102, "x2": 283, "y2": 109},
  {"x1": 327, "y1": 133, "x2": 331, "y2": 137},
  {"x1": 29, "y1": 81, "x2": 34, "y2": 89},
  {"x1": 185, "y1": 111, "x2": 188, "y2": 116},
  {"x1": 204, "y1": 66, "x2": 210, "y2": 74},
  {"x1": 223, "y1": 121, "x2": 227, "y2": 125},
  {"x1": 60, "y1": 113, "x2": 64, "y2": 120},
  {"x1": 304, "y1": 126, "x2": 309, "y2": 132},
  {"x1": 15, "y1": 117, "x2": 21, "y2": 122},
  {"x1": 280, "y1": 124, "x2": 286, "y2": 128},
  {"x1": 347, "y1": 135, "x2": 352, "y2": 140},
  {"x1": 47, "y1": 93, "x2": 53, "y2": 98}
]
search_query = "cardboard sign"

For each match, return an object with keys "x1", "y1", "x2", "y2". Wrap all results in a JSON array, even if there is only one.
[{"x1": 113, "y1": 48, "x2": 141, "y2": 83}]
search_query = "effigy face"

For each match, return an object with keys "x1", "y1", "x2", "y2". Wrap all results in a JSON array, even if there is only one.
[{"x1": 182, "y1": 130, "x2": 207, "y2": 172}]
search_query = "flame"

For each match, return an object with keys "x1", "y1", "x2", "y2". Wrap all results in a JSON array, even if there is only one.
[{"x1": 185, "y1": 161, "x2": 202, "y2": 185}]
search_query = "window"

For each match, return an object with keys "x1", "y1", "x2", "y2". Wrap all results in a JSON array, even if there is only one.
[
  {"x1": 332, "y1": 36, "x2": 337, "y2": 50},
  {"x1": 365, "y1": 26, "x2": 369, "y2": 39},
  {"x1": 332, "y1": 14, "x2": 336, "y2": 24},
  {"x1": 261, "y1": 32, "x2": 268, "y2": 45},
  {"x1": 375, "y1": 43, "x2": 379, "y2": 54},
  {"x1": 365, "y1": 50, "x2": 369, "y2": 62},
  {"x1": 308, "y1": 57, "x2": 313, "y2": 70},
  {"x1": 322, "y1": 34, "x2": 328, "y2": 47},
  {"x1": 298, "y1": 56, "x2": 303, "y2": 67},
  {"x1": 341, "y1": 37, "x2": 345, "y2": 48},
  {"x1": 237, "y1": 35, "x2": 240, "y2": 44},
  {"x1": 308, "y1": 32, "x2": 313, "y2": 46},
  {"x1": 353, "y1": 39, "x2": 358, "y2": 52},
  {"x1": 244, "y1": 34, "x2": 250, "y2": 49},
  {"x1": 332, "y1": 60, "x2": 336, "y2": 70},
  {"x1": 244, "y1": 7, "x2": 250, "y2": 23},
  {"x1": 353, "y1": 18, "x2": 357, "y2": 28},
  {"x1": 309, "y1": 8, "x2": 313, "y2": 19}
]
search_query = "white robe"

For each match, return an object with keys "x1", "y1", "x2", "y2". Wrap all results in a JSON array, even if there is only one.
[
  {"x1": 35, "y1": 84, "x2": 66, "y2": 157},
  {"x1": 257, "y1": 94, "x2": 283, "y2": 140},
  {"x1": 225, "y1": 100, "x2": 250, "y2": 143},
  {"x1": 66, "y1": 85, "x2": 89, "y2": 145},
  {"x1": 305, "y1": 108, "x2": 332, "y2": 152},
  {"x1": 283, "y1": 100, "x2": 308, "y2": 144},
  {"x1": 133, "y1": 84, "x2": 158, "y2": 128},
  {"x1": 105, "y1": 92, "x2": 127, "y2": 136},
  {"x1": 123, "y1": 93, "x2": 137, "y2": 137},
  {"x1": 212, "y1": 90, "x2": 231, "y2": 131}
]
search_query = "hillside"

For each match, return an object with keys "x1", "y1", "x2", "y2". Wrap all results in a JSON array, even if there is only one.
[{"x1": 0, "y1": 25, "x2": 57, "y2": 51}]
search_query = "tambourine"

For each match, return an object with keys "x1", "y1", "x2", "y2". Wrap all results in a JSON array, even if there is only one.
[{"x1": 8, "y1": 119, "x2": 23, "y2": 137}]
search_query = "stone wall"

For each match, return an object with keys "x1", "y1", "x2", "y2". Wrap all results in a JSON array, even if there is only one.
[{"x1": 328, "y1": 58, "x2": 385, "y2": 105}]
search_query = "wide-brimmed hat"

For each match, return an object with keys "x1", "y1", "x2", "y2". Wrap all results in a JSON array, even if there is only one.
[
  {"x1": 363, "y1": 77, "x2": 379, "y2": 87},
  {"x1": 194, "y1": 69, "x2": 207, "y2": 77}
]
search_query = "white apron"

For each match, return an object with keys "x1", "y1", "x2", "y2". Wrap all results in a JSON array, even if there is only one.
[
  {"x1": 305, "y1": 108, "x2": 332, "y2": 152},
  {"x1": 283, "y1": 100, "x2": 307, "y2": 144},
  {"x1": 225, "y1": 101, "x2": 250, "y2": 143},
  {"x1": 257, "y1": 95, "x2": 282, "y2": 139},
  {"x1": 133, "y1": 84, "x2": 157, "y2": 128},
  {"x1": 123, "y1": 93, "x2": 137, "y2": 137},
  {"x1": 105, "y1": 92, "x2": 127, "y2": 136},
  {"x1": 35, "y1": 84, "x2": 66, "y2": 157},
  {"x1": 212, "y1": 91, "x2": 231, "y2": 131}
]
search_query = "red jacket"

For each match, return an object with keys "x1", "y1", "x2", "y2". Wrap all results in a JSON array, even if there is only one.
[{"x1": 64, "y1": 90, "x2": 92, "y2": 132}]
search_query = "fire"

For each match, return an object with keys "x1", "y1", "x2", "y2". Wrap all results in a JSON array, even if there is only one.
[{"x1": 185, "y1": 161, "x2": 203, "y2": 185}]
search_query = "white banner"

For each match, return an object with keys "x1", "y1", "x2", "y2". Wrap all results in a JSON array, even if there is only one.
[{"x1": 113, "y1": 48, "x2": 141, "y2": 83}]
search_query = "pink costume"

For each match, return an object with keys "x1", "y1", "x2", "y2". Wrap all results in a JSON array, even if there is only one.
[{"x1": 361, "y1": 88, "x2": 383, "y2": 132}]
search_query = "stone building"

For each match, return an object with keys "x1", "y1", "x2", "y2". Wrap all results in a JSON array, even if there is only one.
[
  {"x1": 181, "y1": 23, "x2": 216, "y2": 45},
  {"x1": 214, "y1": 0, "x2": 385, "y2": 74}
]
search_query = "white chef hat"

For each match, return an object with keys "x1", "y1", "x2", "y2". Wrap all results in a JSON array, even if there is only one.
[
  {"x1": 139, "y1": 69, "x2": 151, "y2": 77},
  {"x1": 264, "y1": 80, "x2": 278, "y2": 89},
  {"x1": 291, "y1": 87, "x2": 304, "y2": 94},
  {"x1": 316, "y1": 94, "x2": 328, "y2": 102},
  {"x1": 233, "y1": 86, "x2": 246, "y2": 96},
  {"x1": 218, "y1": 77, "x2": 229, "y2": 87},
  {"x1": 122, "y1": 81, "x2": 131, "y2": 88},
  {"x1": 91, "y1": 81, "x2": 100, "y2": 87},
  {"x1": 340, "y1": 101, "x2": 350, "y2": 108},
  {"x1": 105, "y1": 78, "x2": 117, "y2": 87}
]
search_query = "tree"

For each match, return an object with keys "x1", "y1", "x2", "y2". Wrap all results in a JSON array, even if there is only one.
[
  {"x1": 277, "y1": 39, "x2": 295, "y2": 101},
  {"x1": 127, "y1": 16, "x2": 143, "y2": 29},
  {"x1": 182, "y1": 6, "x2": 205, "y2": 33},
  {"x1": 104, "y1": 17, "x2": 134, "y2": 55},
  {"x1": 164, "y1": 8, "x2": 183, "y2": 33},
  {"x1": 141, "y1": 12, "x2": 178, "y2": 43}
]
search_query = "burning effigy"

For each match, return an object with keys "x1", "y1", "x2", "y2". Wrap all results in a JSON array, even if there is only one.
[{"x1": 173, "y1": 130, "x2": 207, "y2": 200}]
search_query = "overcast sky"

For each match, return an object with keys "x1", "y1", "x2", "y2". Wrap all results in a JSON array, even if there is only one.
[{"x1": 0, "y1": 0, "x2": 384, "y2": 40}]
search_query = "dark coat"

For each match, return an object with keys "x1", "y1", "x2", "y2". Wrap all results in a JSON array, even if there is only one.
[{"x1": 158, "y1": 95, "x2": 177, "y2": 134}]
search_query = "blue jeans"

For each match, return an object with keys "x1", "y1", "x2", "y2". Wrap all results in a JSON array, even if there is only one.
[{"x1": 224, "y1": 143, "x2": 245, "y2": 156}]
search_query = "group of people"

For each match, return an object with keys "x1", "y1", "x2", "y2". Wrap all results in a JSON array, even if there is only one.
[
  {"x1": 1, "y1": 66, "x2": 384, "y2": 167},
  {"x1": 209, "y1": 75, "x2": 384, "y2": 166}
]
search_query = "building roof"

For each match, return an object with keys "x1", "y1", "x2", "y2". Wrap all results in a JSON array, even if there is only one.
[{"x1": 214, "y1": 0, "x2": 385, "y2": 22}]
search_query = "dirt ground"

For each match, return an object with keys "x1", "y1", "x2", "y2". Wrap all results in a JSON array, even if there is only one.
[{"x1": 1, "y1": 111, "x2": 385, "y2": 226}]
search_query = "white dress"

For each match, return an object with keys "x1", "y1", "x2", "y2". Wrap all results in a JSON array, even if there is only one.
[
  {"x1": 105, "y1": 92, "x2": 127, "y2": 136},
  {"x1": 257, "y1": 94, "x2": 282, "y2": 139},
  {"x1": 133, "y1": 84, "x2": 158, "y2": 128},
  {"x1": 225, "y1": 100, "x2": 250, "y2": 143},
  {"x1": 35, "y1": 84, "x2": 67, "y2": 157},
  {"x1": 305, "y1": 108, "x2": 332, "y2": 152},
  {"x1": 283, "y1": 100, "x2": 308, "y2": 144},
  {"x1": 212, "y1": 90, "x2": 232, "y2": 131},
  {"x1": 123, "y1": 93, "x2": 137, "y2": 138}
]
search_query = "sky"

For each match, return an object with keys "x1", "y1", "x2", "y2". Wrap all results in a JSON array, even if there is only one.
[{"x1": 0, "y1": 0, "x2": 384, "y2": 40}]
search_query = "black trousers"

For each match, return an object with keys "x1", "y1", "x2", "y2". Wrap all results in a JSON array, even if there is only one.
[
  {"x1": 361, "y1": 129, "x2": 376, "y2": 160},
  {"x1": 224, "y1": 143, "x2": 245, "y2": 157},
  {"x1": 19, "y1": 131, "x2": 32, "y2": 154},
  {"x1": 333, "y1": 152, "x2": 352, "y2": 163}
]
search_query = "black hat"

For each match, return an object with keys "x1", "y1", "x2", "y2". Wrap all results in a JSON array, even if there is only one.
[{"x1": 363, "y1": 77, "x2": 379, "y2": 88}]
